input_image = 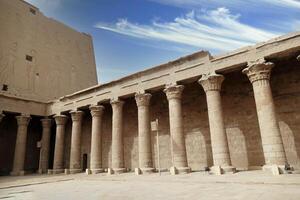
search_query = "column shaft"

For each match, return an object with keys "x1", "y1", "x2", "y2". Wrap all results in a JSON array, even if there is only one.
[
  {"x1": 11, "y1": 114, "x2": 31, "y2": 176},
  {"x1": 53, "y1": 115, "x2": 67, "y2": 174},
  {"x1": 38, "y1": 118, "x2": 52, "y2": 174},
  {"x1": 111, "y1": 99, "x2": 125, "y2": 173},
  {"x1": 136, "y1": 93, "x2": 154, "y2": 173},
  {"x1": 164, "y1": 85, "x2": 190, "y2": 174},
  {"x1": 199, "y1": 74, "x2": 235, "y2": 174},
  {"x1": 243, "y1": 60, "x2": 286, "y2": 167},
  {"x1": 69, "y1": 111, "x2": 84, "y2": 173},
  {"x1": 90, "y1": 105, "x2": 104, "y2": 174}
]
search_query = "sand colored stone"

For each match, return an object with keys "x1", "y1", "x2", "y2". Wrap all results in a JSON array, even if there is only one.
[
  {"x1": 69, "y1": 111, "x2": 84, "y2": 174},
  {"x1": 199, "y1": 74, "x2": 236, "y2": 174},
  {"x1": 10, "y1": 114, "x2": 31, "y2": 176},
  {"x1": 52, "y1": 115, "x2": 67, "y2": 174},
  {"x1": 111, "y1": 99, "x2": 126, "y2": 174},
  {"x1": 135, "y1": 93, "x2": 154, "y2": 174},
  {"x1": 89, "y1": 105, "x2": 105, "y2": 174},
  {"x1": 164, "y1": 85, "x2": 190, "y2": 174},
  {"x1": 38, "y1": 118, "x2": 52, "y2": 174},
  {"x1": 243, "y1": 59, "x2": 287, "y2": 173}
]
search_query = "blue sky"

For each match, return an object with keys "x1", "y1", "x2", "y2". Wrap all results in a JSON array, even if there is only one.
[{"x1": 24, "y1": 0, "x2": 300, "y2": 83}]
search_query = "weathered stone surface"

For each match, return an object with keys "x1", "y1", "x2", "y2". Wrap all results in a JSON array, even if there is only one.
[
  {"x1": 164, "y1": 85, "x2": 191, "y2": 174},
  {"x1": 111, "y1": 99, "x2": 126, "y2": 173},
  {"x1": 69, "y1": 111, "x2": 84, "y2": 173},
  {"x1": 89, "y1": 105, "x2": 105, "y2": 174},
  {"x1": 199, "y1": 74, "x2": 235, "y2": 174},
  {"x1": 135, "y1": 93, "x2": 154, "y2": 174},
  {"x1": 38, "y1": 118, "x2": 52, "y2": 174},
  {"x1": 1, "y1": 0, "x2": 300, "y2": 177},
  {"x1": 243, "y1": 59, "x2": 287, "y2": 169},
  {"x1": 52, "y1": 115, "x2": 67, "y2": 174},
  {"x1": 10, "y1": 114, "x2": 31, "y2": 176}
]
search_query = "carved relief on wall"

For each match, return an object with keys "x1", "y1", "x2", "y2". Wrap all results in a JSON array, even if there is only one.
[
  {"x1": 26, "y1": 49, "x2": 38, "y2": 95},
  {"x1": 0, "y1": 42, "x2": 18, "y2": 90}
]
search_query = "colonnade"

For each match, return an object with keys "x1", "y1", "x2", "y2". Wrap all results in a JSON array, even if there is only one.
[{"x1": 0, "y1": 59, "x2": 291, "y2": 176}]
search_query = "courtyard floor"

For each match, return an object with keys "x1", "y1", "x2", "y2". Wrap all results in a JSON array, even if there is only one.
[{"x1": 0, "y1": 170, "x2": 300, "y2": 200}]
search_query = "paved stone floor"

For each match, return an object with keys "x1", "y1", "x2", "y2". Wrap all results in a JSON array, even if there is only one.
[{"x1": 0, "y1": 171, "x2": 300, "y2": 200}]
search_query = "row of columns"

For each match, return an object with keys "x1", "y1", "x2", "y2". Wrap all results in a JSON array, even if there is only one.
[{"x1": 0, "y1": 58, "x2": 290, "y2": 176}]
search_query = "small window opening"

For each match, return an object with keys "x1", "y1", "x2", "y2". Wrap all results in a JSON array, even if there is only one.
[
  {"x1": 2, "y1": 84, "x2": 8, "y2": 91},
  {"x1": 26, "y1": 55, "x2": 33, "y2": 62},
  {"x1": 29, "y1": 8, "x2": 36, "y2": 15}
]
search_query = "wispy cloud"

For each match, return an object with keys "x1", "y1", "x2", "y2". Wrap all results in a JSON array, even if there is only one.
[
  {"x1": 263, "y1": 0, "x2": 300, "y2": 8},
  {"x1": 95, "y1": 8, "x2": 279, "y2": 52},
  {"x1": 149, "y1": 0, "x2": 300, "y2": 9}
]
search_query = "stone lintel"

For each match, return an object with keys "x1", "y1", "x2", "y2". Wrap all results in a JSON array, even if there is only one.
[
  {"x1": 135, "y1": 93, "x2": 152, "y2": 107},
  {"x1": 16, "y1": 114, "x2": 31, "y2": 126},
  {"x1": 198, "y1": 73, "x2": 224, "y2": 92},
  {"x1": 89, "y1": 105, "x2": 105, "y2": 117},
  {"x1": 54, "y1": 115, "x2": 68, "y2": 125},
  {"x1": 242, "y1": 58, "x2": 274, "y2": 84},
  {"x1": 164, "y1": 84, "x2": 184, "y2": 100}
]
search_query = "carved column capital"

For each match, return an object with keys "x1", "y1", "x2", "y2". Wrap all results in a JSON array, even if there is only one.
[
  {"x1": 54, "y1": 115, "x2": 68, "y2": 125},
  {"x1": 198, "y1": 73, "x2": 224, "y2": 92},
  {"x1": 70, "y1": 110, "x2": 84, "y2": 121},
  {"x1": 89, "y1": 105, "x2": 105, "y2": 117},
  {"x1": 16, "y1": 114, "x2": 31, "y2": 126},
  {"x1": 164, "y1": 84, "x2": 184, "y2": 100},
  {"x1": 110, "y1": 99, "x2": 125, "y2": 109},
  {"x1": 135, "y1": 93, "x2": 152, "y2": 107},
  {"x1": 242, "y1": 59, "x2": 274, "y2": 84},
  {"x1": 41, "y1": 118, "x2": 52, "y2": 128}
]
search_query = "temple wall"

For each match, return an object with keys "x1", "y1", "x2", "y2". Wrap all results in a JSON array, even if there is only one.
[
  {"x1": 0, "y1": 0, "x2": 97, "y2": 101},
  {"x1": 66, "y1": 60, "x2": 300, "y2": 171}
]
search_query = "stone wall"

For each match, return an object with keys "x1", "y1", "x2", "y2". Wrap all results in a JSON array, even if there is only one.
[
  {"x1": 0, "y1": 0, "x2": 97, "y2": 101},
  {"x1": 59, "y1": 58, "x2": 300, "y2": 172}
]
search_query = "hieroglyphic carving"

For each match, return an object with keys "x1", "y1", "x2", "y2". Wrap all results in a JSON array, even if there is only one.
[{"x1": 0, "y1": 42, "x2": 17, "y2": 87}]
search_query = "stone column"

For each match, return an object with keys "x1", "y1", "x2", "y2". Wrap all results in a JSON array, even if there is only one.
[
  {"x1": 69, "y1": 111, "x2": 84, "y2": 174},
  {"x1": 243, "y1": 59, "x2": 287, "y2": 174},
  {"x1": 110, "y1": 99, "x2": 126, "y2": 174},
  {"x1": 199, "y1": 74, "x2": 235, "y2": 174},
  {"x1": 164, "y1": 85, "x2": 190, "y2": 174},
  {"x1": 52, "y1": 115, "x2": 67, "y2": 174},
  {"x1": 10, "y1": 114, "x2": 31, "y2": 176},
  {"x1": 135, "y1": 93, "x2": 154, "y2": 174},
  {"x1": 89, "y1": 105, "x2": 105, "y2": 174},
  {"x1": 38, "y1": 118, "x2": 52, "y2": 174}
]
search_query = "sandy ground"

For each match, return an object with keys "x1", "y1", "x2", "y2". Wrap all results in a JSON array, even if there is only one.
[{"x1": 0, "y1": 171, "x2": 300, "y2": 200}]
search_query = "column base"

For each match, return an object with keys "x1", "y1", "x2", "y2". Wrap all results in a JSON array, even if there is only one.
[
  {"x1": 68, "y1": 169, "x2": 82, "y2": 174},
  {"x1": 210, "y1": 165, "x2": 236, "y2": 175},
  {"x1": 10, "y1": 170, "x2": 25, "y2": 176},
  {"x1": 135, "y1": 167, "x2": 155, "y2": 175},
  {"x1": 170, "y1": 166, "x2": 191, "y2": 175},
  {"x1": 48, "y1": 169, "x2": 65, "y2": 174},
  {"x1": 38, "y1": 169, "x2": 48, "y2": 174},
  {"x1": 262, "y1": 164, "x2": 293, "y2": 175},
  {"x1": 108, "y1": 168, "x2": 126, "y2": 175},
  {"x1": 86, "y1": 168, "x2": 104, "y2": 174}
]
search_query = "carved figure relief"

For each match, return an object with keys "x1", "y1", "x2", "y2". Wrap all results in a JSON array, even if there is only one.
[{"x1": 0, "y1": 42, "x2": 18, "y2": 88}]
